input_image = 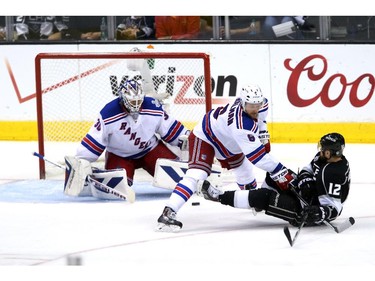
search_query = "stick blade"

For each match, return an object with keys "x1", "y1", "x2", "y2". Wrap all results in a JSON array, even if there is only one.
[
  {"x1": 325, "y1": 217, "x2": 356, "y2": 233},
  {"x1": 335, "y1": 217, "x2": 355, "y2": 233},
  {"x1": 338, "y1": 217, "x2": 355, "y2": 233}
]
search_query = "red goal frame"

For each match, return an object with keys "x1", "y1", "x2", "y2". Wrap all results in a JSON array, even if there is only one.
[{"x1": 35, "y1": 52, "x2": 212, "y2": 179}]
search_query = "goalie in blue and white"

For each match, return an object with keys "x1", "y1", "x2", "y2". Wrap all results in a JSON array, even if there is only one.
[{"x1": 64, "y1": 78, "x2": 190, "y2": 201}]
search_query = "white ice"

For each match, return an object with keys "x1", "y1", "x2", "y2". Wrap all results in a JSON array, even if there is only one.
[{"x1": 0, "y1": 141, "x2": 374, "y2": 279}]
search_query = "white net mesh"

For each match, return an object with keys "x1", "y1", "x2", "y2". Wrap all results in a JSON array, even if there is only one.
[{"x1": 36, "y1": 52, "x2": 211, "y2": 178}]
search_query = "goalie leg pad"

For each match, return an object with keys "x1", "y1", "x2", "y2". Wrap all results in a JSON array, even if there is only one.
[
  {"x1": 90, "y1": 168, "x2": 135, "y2": 201},
  {"x1": 64, "y1": 156, "x2": 92, "y2": 196},
  {"x1": 153, "y1": 159, "x2": 189, "y2": 190},
  {"x1": 153, "y1": 158, "x2": 224, "y2": 190}
]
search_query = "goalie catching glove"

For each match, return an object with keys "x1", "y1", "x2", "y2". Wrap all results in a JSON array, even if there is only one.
[{"x1": 270, "y1": 167, "x2": 296, "y2": 191}]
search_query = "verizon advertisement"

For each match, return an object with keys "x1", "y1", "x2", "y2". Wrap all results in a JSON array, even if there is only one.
[{"x1": 0, "y1": 43, "x2": 374, "y2": 142}]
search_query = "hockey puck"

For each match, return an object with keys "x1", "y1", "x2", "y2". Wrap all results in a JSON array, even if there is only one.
[{"x1": 192, "y1": 202, "x2": 200, "y2": 206}]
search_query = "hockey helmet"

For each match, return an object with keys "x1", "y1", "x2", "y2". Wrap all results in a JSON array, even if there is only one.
[
  {"x1": 118, "y1": 79, "x2": 145, "y2": 113},
  {"x1": 239, "y1": 84, "x2": 264, "y2": 109},
  {"x1": 318, "y1": 132, "x2": 345, "y2": 157}
]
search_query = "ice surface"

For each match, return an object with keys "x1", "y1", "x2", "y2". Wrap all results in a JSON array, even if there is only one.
[{"x1": 0, "y1": 141, "x2": 374, "y2": 279}]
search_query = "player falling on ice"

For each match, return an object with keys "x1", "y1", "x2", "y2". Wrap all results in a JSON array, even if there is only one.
[
  {"x1": 156, "y1": 84, "x2": 295, "y2": 232},
  {"x1": 201, "y1": 132, "x2": 351, "y2": 228}
]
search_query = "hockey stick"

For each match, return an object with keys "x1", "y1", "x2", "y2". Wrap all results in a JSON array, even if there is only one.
[
  {"x1": 289, "y1": 186, "x2": 355, "y2": 233},
  {"x1": 33, "y1": 152, "x2": 135, "y2": 203},
  {"x1": 323, "y1": 217, "x2": 355, "y2": 233},
  {"x1": 33, "y1": 152, "x2": 66, "y2": 169},
  {"x1": 284, "y1": 212, "x2": 308, "y2": 247},
  {"x1": 283, "y1": 184, "x2": 310, "y2": 247}
]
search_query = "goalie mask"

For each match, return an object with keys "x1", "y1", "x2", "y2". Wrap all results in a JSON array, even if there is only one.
[
  {"x1": 119, "y1": 79, "x2": 145, "y2": 113},
  {"x1": 318, "y1": 132, "x2": 345, "y2": 157},
  {"x1": 239, "y1": 84, "x2": 264, "y2": 109}
]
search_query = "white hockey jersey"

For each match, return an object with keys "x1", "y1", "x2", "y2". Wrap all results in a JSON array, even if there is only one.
[
  {"x1": 76, "y1": 96, "x2": 188, "y2": 162},
  {"x1": 193, "y1": 97, "x2": 285, "y2": 174}
]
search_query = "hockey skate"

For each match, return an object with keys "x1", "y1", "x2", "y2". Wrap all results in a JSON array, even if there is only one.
[
  {"x1": 199, "y1": 180, "x2": 221, "y2": 202},
  {"x1": 155, "y1": 207, "x2": 183, "y2": 232}
]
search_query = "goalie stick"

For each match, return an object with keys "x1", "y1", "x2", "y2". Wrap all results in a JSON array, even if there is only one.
[
  {"x1": 33, "y1": 152, "x2": 66, "y2": 169},
  {"x1": 284, "y1": 185, "x2": 355, "y2": 247},
  {"x1": 86, "y1": 175, "x2": 135, "y2": 202},
  {"x1": 33, "y1": 152, "x2": 135, "y2": 203}
]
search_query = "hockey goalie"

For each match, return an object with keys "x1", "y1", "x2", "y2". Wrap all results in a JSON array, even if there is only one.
[
  {"x1": 63, "y1": 76, "x2": 192, "y2": 202},
  {"x1": 63, "y1": 48, "x2": 226, "y2": 202}
]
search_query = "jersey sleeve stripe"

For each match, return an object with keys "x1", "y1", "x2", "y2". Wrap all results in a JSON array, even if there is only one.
[
  {"x1": 271, "y1": 163, "x2": 285, "y2": 174},
  {"x1": 162, "y1": 121, "x2": 184, "y2": 143},
  {"x1": 246, "y1": 145, "x2": 266, "y2": 164},
  {"x1": 81, "y1": 134, "x2": 105, "y2": 156}
]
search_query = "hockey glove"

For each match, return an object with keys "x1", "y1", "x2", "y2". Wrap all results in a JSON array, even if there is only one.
[
  {"x1": 270, "y1": 167, "x2": 296, "y2": 191},
  {"x1": 303, "y1": 205, "x2": 329, "y2": 225},
  {"x1": 259, "y1": 130, "x2": 270, "y2": 143},
  {"x1": 297, "y1": 170, "x2": 316, "y2": 200}
]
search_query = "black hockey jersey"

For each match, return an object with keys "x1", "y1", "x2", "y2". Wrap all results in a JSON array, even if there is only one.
[{"x1": 303, "y1": 152, "x2": 351, "y2": 220}]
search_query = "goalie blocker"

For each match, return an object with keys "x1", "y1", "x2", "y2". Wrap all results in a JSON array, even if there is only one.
[{"x1": 64, "y1": 156, "x2": 135, "y2": 202}]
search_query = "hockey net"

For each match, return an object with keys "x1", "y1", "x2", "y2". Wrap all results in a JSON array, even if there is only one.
[{"x1": 35, "y1": 51, "x2": 212, "y2": 179}]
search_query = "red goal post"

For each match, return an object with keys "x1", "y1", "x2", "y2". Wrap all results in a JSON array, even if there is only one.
[{"x1": 35, "y1": 51, "x2": 212, "y2": 179}]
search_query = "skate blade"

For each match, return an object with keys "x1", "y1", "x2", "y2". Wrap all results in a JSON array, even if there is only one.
[{"x1": 155, "y1": 223, "x2": 181, "y2": 233}]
